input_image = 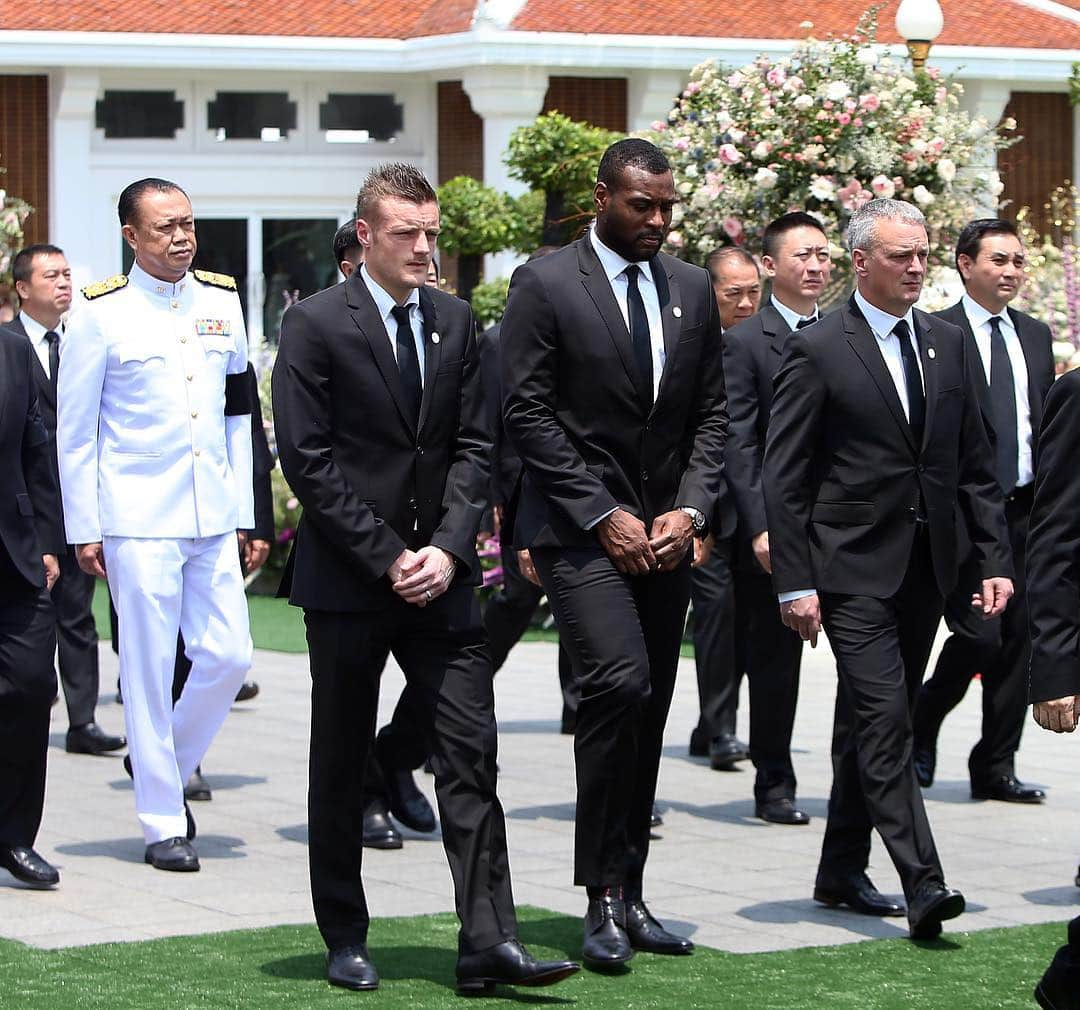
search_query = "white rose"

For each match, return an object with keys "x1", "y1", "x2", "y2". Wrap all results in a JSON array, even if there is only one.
[
  {"x1": 809, "y1": 175, "x2": 836, "y2": 201},
  {"x1": 856, "y1": 47, "x2": 879, "y2": 66},
  {"x1": 936, "y1": 158, "x2": 957, "y2": 183},
  {"x1": 895, "y1": 77, "x2": 917, "y2": 94},
  {"x1": 912, "y1": 185, "x2": 935, "y2": 207},
  {"x1": 755, "y1": 166, "x2": 779, "y2": 190},
  {"x1": 715, "y1": 110, "x2": 733, "y2": 130},
  {"x1": 684, "y1": 164, "x2": 699, "y2": 178},
  {"x1": 824, "y1": 81, "x2": 850, "y2": 102},
  {"x1": 988, "y1": 171, "x2": 1004, "y2": 197},
  {"x1": 910, "y1": 138, "x2": 927, "y2": 153},
  {"x1": 728, "y1": 128, "x2": 746, "y2": 144},
  {"x1": 751, "y1": 141, "x2": 772, "y2": 159},
  {"x1": 793, "y1": 94, "x2": 815, "y2": 111}
]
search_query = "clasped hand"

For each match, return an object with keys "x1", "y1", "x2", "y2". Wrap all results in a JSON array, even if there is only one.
[
  {"x1": 597, "y1": 508, "x2": 693, "y2": 575},
  {"x1": 389, "y1": 545, "x2": 456, "y2": 606}
]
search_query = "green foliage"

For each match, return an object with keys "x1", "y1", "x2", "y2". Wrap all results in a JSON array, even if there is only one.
[
  {"x1": 435, "y1": 176, "x2": 517, "y2": 258},
  {"x1": 1071, "y1": 62, "x2": 1080, "y2": 108},
  {"x1": 508, "y1": 189, "x2": 546, "y2": 254},
  {"x1": 0, "y1": 170, "x2": 32, "y2": 286},
  {"x1": 469, "y1": 276, "x2": 510, "y2": 328}
]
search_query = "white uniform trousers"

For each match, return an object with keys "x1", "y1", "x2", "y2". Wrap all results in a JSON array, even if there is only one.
[{"x1": 104, "y1": 533, "x2": 252, "y2": 843}]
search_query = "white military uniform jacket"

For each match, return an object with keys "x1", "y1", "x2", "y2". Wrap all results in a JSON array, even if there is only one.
[{"x1": 57, "y1": 262, "x2": 254, "y2": 543}]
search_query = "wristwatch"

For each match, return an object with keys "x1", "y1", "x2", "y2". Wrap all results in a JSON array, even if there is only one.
[{"x1": 679, "y1": 506, "x2": 706, "y2": 534}]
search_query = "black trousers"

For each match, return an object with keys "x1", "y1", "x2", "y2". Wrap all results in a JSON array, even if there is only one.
[
  {"x1": 915, "y1": 490, "x2": 1032, "y2": 782},
  {"x1": 532, "y1": 546, "x2": 690, "y2": 893},
  {"x1": 690, "y1": 540, "x2": 738, "y2": 741},
  {"x1": 818, "y1": 532, "x2": 945, "y2": 900},
  {"x1": 50, "y1": 547, "x2": 100, "y2": 729},
  {"x1": 735, "y1": 564, "x2": 803, "y2": 803},
  {"x1": 0, "y1": 584, "x2": 56, "y2": 850},
  {"x1": 304, "y1": 583, "x2": 517, "y2": 954}
]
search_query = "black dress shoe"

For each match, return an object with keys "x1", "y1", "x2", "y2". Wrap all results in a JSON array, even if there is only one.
[
  {"x1": 145, "y1": 837, "x2": 199, "y2": 872},
  {"x1": 124, "y1": 755, "x2": 196, "y2": 839},
  {"x1": 383, "y1": 768, "x2": 436, "y2": 833},
  {"x1": 1036, "y1": 942, "x2": 1080, "y2": 1010},
  {"x1": 908, "y1": 882, "x2": 964, "y2": 939},
  {"x1": 709, "y1": 734, "x2": 749, "y2": 771},
  {"x1": 756, "y1": 797, "x2": 810, "y2": 825},
  {"x1": 913, "y1": 741, "x2": 936, "y2": 788},
  {"x1": 184, "y1": 766, "x2": 212, "y2": 802},
  {"x1": 456, "y1": 938, "x2": 580, "y2": 994},
  {"x1": 814, "y1": 873, "x2": 905, "y2": 916},
  {"x1": 234, "y1": 680, "x2": 260, "y2": 703},
  {"x1": 0, "y1": 846, "x2": 60, "y2": 887},
  {"x1": 971, "y1": 774, "x2": 1046, "y2": 804},
  {"x1": 650, "y1": 805, "x2": 663, "y2": 828},
  {"x1": 688, "y1": 725, "x2": 708, "y2": 757},
  {"x1": 327, "y1": 945, "x2": 379, "y2": 991},
  {"x1": 362, "y1": 799, "x2": 403, "y2": 850},
  {"x1": 583, "y1": 894, "x2": 633, "y2": 971},
  {"x1": 66, "y1": 722, "x2": 126, "y2": 755},
  {"x1": 624, "y1": 900, "x2": 694, "y2": 955}
]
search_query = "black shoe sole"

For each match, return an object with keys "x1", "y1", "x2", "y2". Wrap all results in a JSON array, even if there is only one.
[
  {"x1": 970, "y1": 789, "x2": 1045, "y2": 804},
  {"x1": 184, "y1": 788, "x2": 212, "y2": 802},
  {"x1": 813, "y1": 887, "x2": 906, "y2": 917},
  {"x1": 144, "y1": 854, "x2": 200, "y2": 872},
  {"x1": 362, "y1": 835, "x2": 404, "y2": 850},
  {"x1": 65, "y1": 741, "x2": 126, "y2": 755},
  {"x1": 628, "y1": 940, "x2": 694, "y2": 955},
  {"x1": 582, "y1": 953, "x2": 633, "y2": 973},
  {"x1": 457, "y1": 964, "x2": 580, "y2": 994},
  {"x1": 756, "y1": 809, "x2": 810, "y2": 825},
  {"x1": 328, "y1": 975, "x2": 379, "y2": 991},
  {"x1": 909, "y1": 893, "x2": 965, "y2": 939}
]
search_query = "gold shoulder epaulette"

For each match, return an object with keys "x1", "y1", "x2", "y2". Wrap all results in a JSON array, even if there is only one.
[
  {"x1": 81, "y1": 274, "x2": 128, "y2": 300},
  {"x1": 193, "y1": 269, "x2": 237, "y2": 291}
]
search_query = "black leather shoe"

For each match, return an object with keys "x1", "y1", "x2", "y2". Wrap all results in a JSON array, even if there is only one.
[
  {"x1": 624, "y1": 900, "x2": 694, "y2": 955},
  {"x1": 235, "y1": 681, "x2": 260, "y2": 703},
  {"x1": 709, "y1": 734, "x2": 749, "y2": 771},
  {"x1": 650, "y1": 805, "x2": 663, "y2": 828},
  {"x1": 908, "y1": 882, "x2": 964, "y2": 939},
  {"x1": 814, "y1": 873, "x2": 905, "y2": 916},
  {"x1": 327, "y1": 945, "x2": 379, "y2": 991},
  {"x1": 971, "y1": 774, "x2": 1046, "y2": 804},
  {"x1": 456, "y1": 938, "x2": 580, "y2": 994},
  {"x1": 913, "y1": 741, "x2": 936, "y2": 788},
  {"x1": 145, "y1": 837, "x2": 199, "y2": 872},
  {"x1": 583, "y1": 894, "x2": 633, "y2": 971},
  {"x1": 0, "y1": 846, "x2": 59, "y2": 887},
  {"x1": 124, "y1": 755, "x2": 196, "y2": 839},
  {"x1": 383, "y1": 768, "x2": 436, "y2": 833},
  {"x1": 184, "y1": 766, "x2": 212, "y2": 802},
  {"x1": 688, "y1": 725, "x2": 708, "y2": 757},
  {"x1": 66, "y1": 722, "x2": 126, "y2": 755},
  {"x1": 362, "y1": 799, "x2": 403, "y2": 850},
  {"x1": 1036, "y1": 943, "x2": 1080, "y2": 1010},
  {"x1": 756, "y1": 797, "x2": 810, "y2": 825}
]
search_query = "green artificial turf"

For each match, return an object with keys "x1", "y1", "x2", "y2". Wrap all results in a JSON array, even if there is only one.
[{"x1": 0, "y1": 906, "x2": 1064, "y2": 1010}]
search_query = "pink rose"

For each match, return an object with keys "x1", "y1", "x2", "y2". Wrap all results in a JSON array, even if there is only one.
[
  {"x1": 870, "y1": 174, "x2": 896, "y2": 198},
  {"x1": 766, "y1": 67, "x2": 786, "y2": 87},
  {"x1": 673, "y1": 137, "x2": 690, "y2": 151},
  {"x1": 853, "y1": 117, "x2": 863, "y2": 128},
  {"x1": 837, "y1": 112, "x2": 852, "y2": 126},
  {"x1": 722, "y1": 217, "x2": 744, "y2": 241},
  {"x1": 718, "y1": 143, "x2": 743, "y2": 165},
  {"x1": 859, "y1": 93, "x2": 880, "y2": 112}
]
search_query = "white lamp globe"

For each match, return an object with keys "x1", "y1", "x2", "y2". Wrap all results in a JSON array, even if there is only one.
[{"x1": 895, "y1": 0, "x2": 944, "y2": 41}]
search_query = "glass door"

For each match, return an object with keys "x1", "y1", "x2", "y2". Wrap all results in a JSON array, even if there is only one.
[{"x1": 261, "y1": 219, "x2": 339, "y2": 344}]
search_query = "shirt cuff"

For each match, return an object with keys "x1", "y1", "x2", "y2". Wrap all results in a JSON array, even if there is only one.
[
  {"x1": 584, "y1": 507, "x2": 619, "y2": 531},
  {"x1": 778, "y1": 589, "x2": 816, "y2": 604}
]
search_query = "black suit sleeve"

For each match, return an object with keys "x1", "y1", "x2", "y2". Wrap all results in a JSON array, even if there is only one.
[
  {"x1": 245, "y1": 364, "x2": 275, "y2": 541},
  {"x1": 272, "y1": 301, "x2": 406, "y2": 581},
  {"x1": 501, "y1": 265, "x2": 619, "y2": 530},
  {"x1": 1027, "y1": 370, "x2": 1080, "y2": 703},
  {"x1": 955, "y1": 331, "x2": 1012, "y2": 581},
  {"x1": 20, "y1": 345, "x2": 62, "y2": 557},
  {"x1": 762, "y1": 330, "x2": 825, "y2": 594},
  {"x1": 674, "y1": 277, "x2": 728, "y2": 525},
  {"x1": 722, "y1": 325, "x2": 767, "y2": 538},
  {"x1": 429, "y1": 308, "x2": 491, "y2": 579}
]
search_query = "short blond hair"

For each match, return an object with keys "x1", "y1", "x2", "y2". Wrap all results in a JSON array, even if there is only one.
[{"x1": 355, "y1": 163, "x2": 437, "y2": 224}]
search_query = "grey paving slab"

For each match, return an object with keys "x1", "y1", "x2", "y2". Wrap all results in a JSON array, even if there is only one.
[{"x1": 2, "y1": 626, "x2": 1078, "y2": 954}]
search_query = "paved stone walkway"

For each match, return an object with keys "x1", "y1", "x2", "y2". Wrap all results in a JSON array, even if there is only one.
[{"x1": 4, "y1": 629, "x2": 1079, "y2": 952}]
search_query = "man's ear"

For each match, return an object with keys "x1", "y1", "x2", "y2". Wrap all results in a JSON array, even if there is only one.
[{"x1": 356, "y1": 218, "x2": 373, "y2": 249}]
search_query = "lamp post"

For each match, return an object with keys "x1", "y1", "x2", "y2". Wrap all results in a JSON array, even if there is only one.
[{"x1": 895, "y1": 0, "x2": 944, "y2": 73}]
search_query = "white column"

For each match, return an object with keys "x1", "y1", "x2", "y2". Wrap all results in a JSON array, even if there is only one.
[
  {"x1": 49, "y1": 69, "x2": 100, "y2": 292},
  {"x1": 959, "y1": 79, "x2": 1012, "y2": 215},
  {"x1": 462, "y1": 66, "x2": 548, "y2": 280},
  {"x1": 627, "y1": 70, "x2": 687, "y2": 132}
]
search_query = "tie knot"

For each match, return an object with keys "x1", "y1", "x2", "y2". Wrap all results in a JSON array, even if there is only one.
[
  {"x1": 989, "y1": 315, "x2": 1004, "y2": 334},
  {"x1": 892, "y1": 319, "x2": 912, "y2": 342},
  {"x1": 390, "y1": 305, "x2": 411, "y2": 327},
  {"x1": 623, "y1": 264, "x2": 642, "y2": 284},
  {"x1": 44, "y1": 330, "x2": 59, "y2": 345}
]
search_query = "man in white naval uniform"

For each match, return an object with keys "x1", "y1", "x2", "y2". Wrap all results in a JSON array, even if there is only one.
[{"x1": 57, "y1": 178, "x2": 253, "y2": 872}]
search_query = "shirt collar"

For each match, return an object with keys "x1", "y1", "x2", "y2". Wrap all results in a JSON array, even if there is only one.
[
  {"x1": 18, "y1": 310, "x2": 51, "y2": 343},
  {"x1": 590, "y1": 226, "x2": 655, "y2": 288},
  {"x1": 128, "y1": 261, "x2": 190, "y2": 299},
  {"x1": 770, "y1": 294, "x2": 818, "y2": 333},
  {"x1": 961, "y1": 291, "x2": 1013, "y2": 334},
  {"x1": 360, "y1": 263, "x2": 420, "y2": 325},
  {"x1": 854, "y1": 289, "x2": 915, "y2": 341}
]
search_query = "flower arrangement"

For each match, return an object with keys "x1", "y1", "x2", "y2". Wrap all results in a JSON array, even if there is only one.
[
  {"x1": 0, "y1": 181, "x2": 32, "y2": 285},
  {"x1": 653, "y1": 10, "x2": 1015, "y2": 289}
]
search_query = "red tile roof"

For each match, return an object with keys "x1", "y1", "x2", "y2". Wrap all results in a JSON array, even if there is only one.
[{"x1": 1, "y1": 0, "x2": 1075, "y2": 47}]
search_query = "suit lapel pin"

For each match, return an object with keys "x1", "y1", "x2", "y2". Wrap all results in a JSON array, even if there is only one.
[
  {"x1": 927, "y1": 347, "x2": 936, "y2": 359},
  {"x1": 431, "y1": 331, "x2": 440, "y2": 344},
  {"x1": 673, "y1": 306, "x2": 682, "y2": 318}
]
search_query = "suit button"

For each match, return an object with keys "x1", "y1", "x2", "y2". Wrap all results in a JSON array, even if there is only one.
[
  {"x1": 416, "y1": 445, "x2": 424, "y2": 455},
  {"x1": 180, "y1": 336, "x2": 187, "y2": 343},
  {"x1": 641, "y1": 470, "x2": 649, "y2": 482},
  {"x1": 191, "y1": 410, "x2": 198, "y2": 418},
  {"x1": 906, "y1": 507, "x2": 916, "y2": 519},
  {"x1": 917, "y1": 464, "x2": 926, "y2": 473},
  {"x1": 408, "y1": 497, "x2": 417, "y2": 508},
  {"x1": 194, "y1": 448, "x2": 201, "y2": 457},
  {"x1": 186, "y1": 373, "x2": 193, "y2": 381}
]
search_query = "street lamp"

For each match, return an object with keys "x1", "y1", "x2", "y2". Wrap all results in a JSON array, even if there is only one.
[{"x1": 895, "y1": 0, "x2": 944, "y2": 73}]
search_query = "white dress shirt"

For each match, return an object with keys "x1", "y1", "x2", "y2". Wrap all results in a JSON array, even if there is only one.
[
  {"x1": 589, "y1": 226, "x2": 666, "y2": 401},
  {"x1": 770, "y1": 295, "x2": 819, "y2": 333},
  {"x1": 961, "y1": 292, "x2": 1033, "y2": 487},
  {"x1": 360, "y1": 264, "x2": 425, "y2": 386},
  {"x1": 19, "y1": 310, "x2": 55, "y2": 377},
  {"x1": 778, "y1": 291, "x2": 924, "y2": 605}
]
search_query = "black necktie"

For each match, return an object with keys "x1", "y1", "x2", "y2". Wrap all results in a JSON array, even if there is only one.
[
  {"x1": 390, "y1": 305, "x2": 421, "y2": 427},
  {"x1": 796, "y1": 315, "x2": 817, "y2": 329},
  {"x1": 623, "y1": 264, "x2": 654, "y2": 407},
  {"x1": 988, "y1": 316, "x2": 1019, "y2": 494},
  {"x1": 45, "y1": 330, "x2": 60, "y2": 393},
  {"x1": 894, "y1": 319, "x2": 925, "y2": 447}
]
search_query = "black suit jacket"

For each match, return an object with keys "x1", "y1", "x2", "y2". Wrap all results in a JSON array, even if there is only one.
[
  {"x1": 763, "y1": 296, "x2": 1011, "y2": 599},
  {"x1": 500, "y1": 236, "x2": 727, "y2": 549},
  {"x1": 1028, "y1": 367, "x2": 1080, "y2": 702},
  {"x1": 477, "y1": 323, "x2": 521, "y2": 509},
  {"x1": 0, "y1": 327, "x2": 63, "y2": 592},
  {"x1": 244, "y1": 363, "x2": 276, "y2": 542},
  {"x1": 271, "y1": 271, "x2": 489, "y2": 611}
]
